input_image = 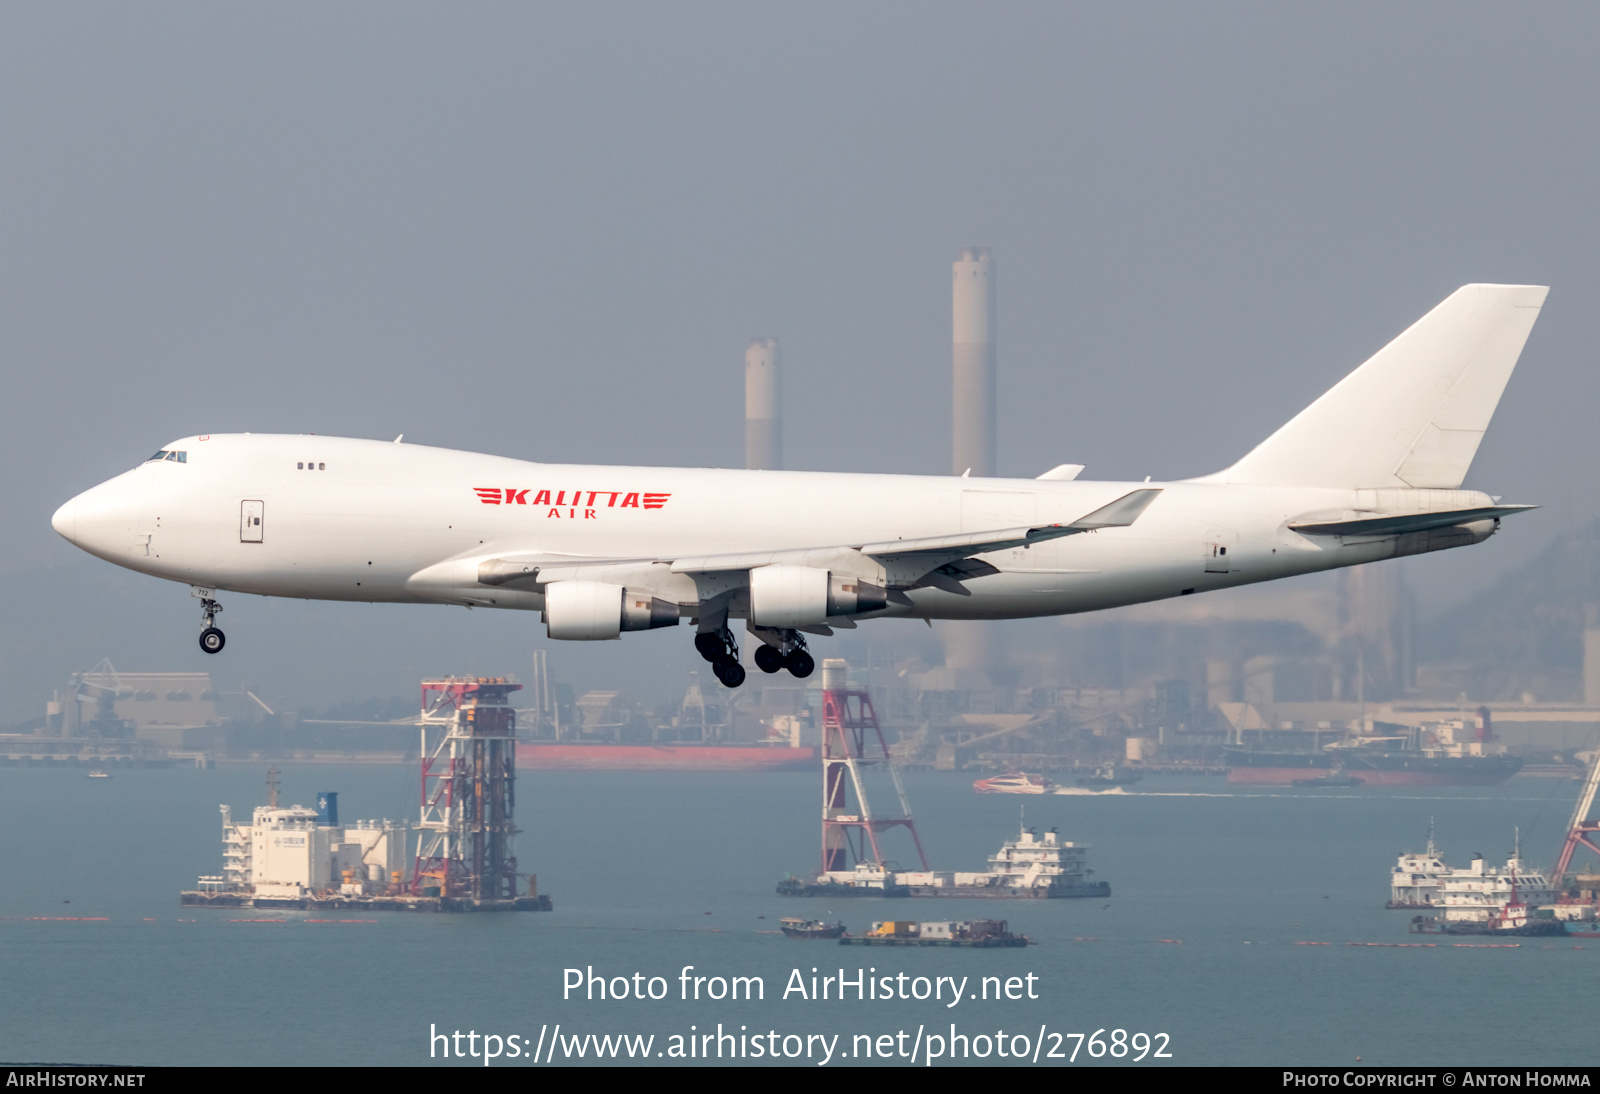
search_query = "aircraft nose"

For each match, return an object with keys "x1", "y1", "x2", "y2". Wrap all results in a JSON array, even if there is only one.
[
  {"x1": 52, "y1": 471, "x2": 148, "y2": 560},
  {"x1": 51, "y1": 496, "x2": 78, "y2": 544}
]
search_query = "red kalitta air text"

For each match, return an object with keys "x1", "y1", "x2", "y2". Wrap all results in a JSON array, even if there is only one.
[{"x1": 472, "y1": 488, "x2": 671, "y2": 518}]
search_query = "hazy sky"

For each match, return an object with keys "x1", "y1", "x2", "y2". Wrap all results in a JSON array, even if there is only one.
[{"x1": 5, "y1": 3, "x2": 1598, "y2": 707}]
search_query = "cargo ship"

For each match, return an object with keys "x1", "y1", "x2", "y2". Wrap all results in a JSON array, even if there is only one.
[
  {"x1": 517, "y1": 742, "x2": 818, "y2": 771},
  {"x1": 1226, "y1": 744, "x2": 1521, "y2": 786},
  {"x1": 1228, "y1": 710, "x2": 1522, "y2": 786}
]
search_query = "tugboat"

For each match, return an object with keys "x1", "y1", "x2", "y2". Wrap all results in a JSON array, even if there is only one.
[
  {"x1": 1075, "y1": 763, "x2": 1141, "y2": 789},
  {"x1": 1410, "y1": 887, "x2": 1567, "y2": 938},
  {"x1": 1409, "y1": 852, "x2": 1566, "y2": 937},
  {"x1": 779, "y1": 918, "x2": 845, "y2": 939},
  {"x1": 973, "y1": 771, "x2": 1055, "y2": 794}
]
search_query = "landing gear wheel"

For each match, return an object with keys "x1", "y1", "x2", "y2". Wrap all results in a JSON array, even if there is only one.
[
  {"x1": 199, "y1": 627, "x2": 226, "y2": 655},
  {"x1": 785, "y1": 650, "x2": 815, "y2": 678},
  {"x1": 694, "y1": 632, "x2": 724, "y2": 662},
  {"x1": 712, "y1": 656, "x2": 746, "y2": 688},
  {"x1": 753, "y1": 644, "x2": 784, "y2": 674}
]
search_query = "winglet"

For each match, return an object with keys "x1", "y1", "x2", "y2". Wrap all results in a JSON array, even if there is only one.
[{"x1": 1064, "y1": 488, "x2": 1163, "y2": 531}]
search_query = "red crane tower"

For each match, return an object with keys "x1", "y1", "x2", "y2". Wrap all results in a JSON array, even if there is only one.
[
  {"x1": 412, "y1": 677, "x2": 523, "y2": 903},
  {"x1": 820, "y1": 683, "x2": 928, "y2": 877},
  {"x1": 1552, "y1": 751, "x2": 1600, "y2": 888}
]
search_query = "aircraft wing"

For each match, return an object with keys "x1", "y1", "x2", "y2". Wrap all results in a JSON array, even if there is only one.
[
  {"x1": 1288, "y1": 504, "x2": 1536, "y2": 537},
  {"x1": 472, "y1": 488, "x2": 1162, "y2": 596},
  {"x1": 668, "y1": 488, "x2": 1160, "y2": 584}
]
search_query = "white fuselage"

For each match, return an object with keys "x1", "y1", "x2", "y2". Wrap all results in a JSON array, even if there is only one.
[{"x1": 50, "y1": 433, "x2": 1495, "y2": 625}]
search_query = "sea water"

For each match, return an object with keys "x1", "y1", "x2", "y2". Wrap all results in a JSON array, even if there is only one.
[{"x1": 0, "y1": 763, "x2": 1593, "y2": 1067}]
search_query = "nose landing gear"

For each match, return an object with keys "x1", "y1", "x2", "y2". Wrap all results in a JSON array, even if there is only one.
[{"x1": 197, "y1": 596, "x2": 225, "y2": 655}]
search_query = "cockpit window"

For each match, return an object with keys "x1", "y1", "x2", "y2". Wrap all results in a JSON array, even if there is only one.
[
  {"x1": 148, "y1": 451, "x2": 168, "y2": 462},
  {"x1": 146, "y1": 450, "x2": 187, "y2": 463}
]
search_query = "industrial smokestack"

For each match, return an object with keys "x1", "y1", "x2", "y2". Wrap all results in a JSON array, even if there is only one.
[
  {"x1": 952, "y1": 247, "x2": 995, "y2": 477},
  {"x1": 745, "y1": 337, "x2": 781, "y2": 471},
  {"x1": 946, "y1": 248, "x2": 996, "y2": 678}
]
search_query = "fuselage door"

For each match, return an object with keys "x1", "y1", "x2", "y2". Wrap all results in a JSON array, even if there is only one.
[{"x1": 240, "y1": 500, "x2": 265, "y2": 543}]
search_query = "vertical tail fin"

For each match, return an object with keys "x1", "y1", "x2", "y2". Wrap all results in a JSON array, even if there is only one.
[{"x1": 1212, "y1": 284, "x2": 1547, "y2": 488}]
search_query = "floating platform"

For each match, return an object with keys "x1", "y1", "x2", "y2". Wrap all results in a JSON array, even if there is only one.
[
  {"x1": 840, "y1": 919, "x2": 1028, "y2": 946},
  {"x1": 777, "y1": 878, "x2": 910, "y2": 898},
  {"x1": 900, "y1": 881, "x2": 1110, "y2": 899},
  {"x1": 840, "y1": 934, "x2": 1027, "y2": 947},
  {"x1": 179, "y1": 891, "x2": 552, "y2": 913}
]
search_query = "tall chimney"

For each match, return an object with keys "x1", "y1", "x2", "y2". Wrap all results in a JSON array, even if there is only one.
[
  {"x1": 945, "y1": 248, "x2": 996, "y2": 677},
  {"x1": 952, "y1": 247, "x2": 995, "y2": 477},
  {"x1": 745, "y1": 337, "x2": 781, "y2": 471},
  {"x1": 1585, "y1": 605, "x2": 1600, "y2": 706}
]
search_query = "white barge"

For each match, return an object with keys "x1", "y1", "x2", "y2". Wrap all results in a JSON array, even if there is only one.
[
  {"x1": 779, "y1": 824, "x2": 1110, "y2": 899},
  {"x1": 1387, "y1": 826, "x2": 1586, "y2": 924}
]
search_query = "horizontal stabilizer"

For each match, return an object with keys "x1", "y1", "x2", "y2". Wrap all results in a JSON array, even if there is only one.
[{"x1": 1289, "y1": 505, "x2": 1536, "y2": 537}]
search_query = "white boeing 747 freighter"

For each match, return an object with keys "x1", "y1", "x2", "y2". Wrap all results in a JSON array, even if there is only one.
[{"x1": 52, "y1": 284, "x2": 1546, "y2": 687}]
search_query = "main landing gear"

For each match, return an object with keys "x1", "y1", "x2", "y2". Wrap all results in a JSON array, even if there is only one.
[
  {"x1": 695, "y1": 626, "x2": 816, "y2": 688},
  {"x1": 753, "y1": 632, "x2": 814, "y2": 679},
  {"x1": 695, "y1": 628, "x2": 744, "y2": 688},
  {"x1": 198, "y1": 597, "x2": 225, "y2": 655},
  {"x1": 755, "y1": 639, "x2": 819, "y2": 674}
]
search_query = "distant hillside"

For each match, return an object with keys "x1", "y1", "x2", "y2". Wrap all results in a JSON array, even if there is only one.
[{"x1": 1417, "y1": 522, "x2": 1600, "y2": 702}]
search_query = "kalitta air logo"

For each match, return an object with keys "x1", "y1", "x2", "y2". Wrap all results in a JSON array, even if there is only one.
[{"x1": 472, "y1": 487, "x2": 671, "y2": 519}]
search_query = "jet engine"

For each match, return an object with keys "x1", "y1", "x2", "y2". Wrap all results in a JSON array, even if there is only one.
[
  {"x1": 748, "y1": 565, "x2": 887, "y2": 627},
  {"x1": 543, "y1": 581, "x2": 679, "y2": 640}
]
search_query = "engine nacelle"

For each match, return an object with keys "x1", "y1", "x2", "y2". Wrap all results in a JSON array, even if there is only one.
[
  {"x1": 543, "y1": 581, "x2": 679, "y2": 640},
  {"x1": 749, "y1": 565, "x2": 888, "y2": 627},
  {"x1": 622, "y1": 589, "x2": 681, "y2": 631},
  {"x1": 826, "y1": 575, "x2": 888, "y2": 617}
]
